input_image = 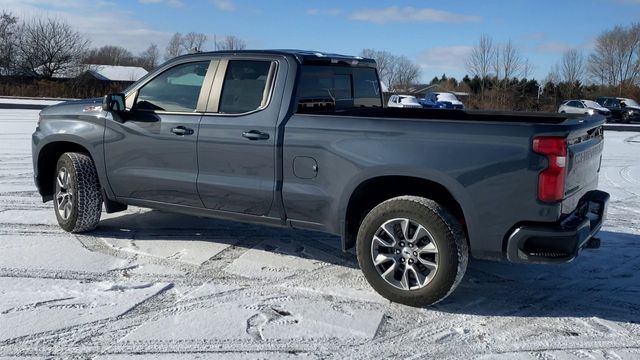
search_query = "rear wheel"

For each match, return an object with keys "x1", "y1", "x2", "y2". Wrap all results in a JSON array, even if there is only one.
[
  {"x1": 356, "y1": 196, "x2": 468, "y2": 307},
  {"x1": 622, "y1": 113, "x2": 630, "y2": 123},
  {"x1": 54, "y1": 152, "x2": 102, "y2": 233}
]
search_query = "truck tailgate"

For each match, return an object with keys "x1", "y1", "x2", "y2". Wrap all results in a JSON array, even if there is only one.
[{"x1": 562, "y1": 124, "x2": 604, "y2": 214}]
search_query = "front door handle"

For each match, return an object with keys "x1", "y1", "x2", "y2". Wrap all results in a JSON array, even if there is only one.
[
  {"x1": 171, "y1": 126, "x2": 194, "y2": 136},
  {"x1": 242, "y1": 130, "x2": 270, "y2": 140}
]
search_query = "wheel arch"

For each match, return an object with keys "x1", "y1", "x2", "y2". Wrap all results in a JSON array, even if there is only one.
[
  {"x1": 341, "y1": 174, "x2": 472, "y2": 251},
  {"x1": 36, "y1": 139, "x2": 97, "y2": 202}
]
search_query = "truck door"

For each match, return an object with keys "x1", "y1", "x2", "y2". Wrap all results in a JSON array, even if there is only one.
[
  {"x1": 104, "y1": 60, "x2": 215, "y2": 207},
  {"x1": 197, "y1": 58, "x2": 283, "y2": 216}
]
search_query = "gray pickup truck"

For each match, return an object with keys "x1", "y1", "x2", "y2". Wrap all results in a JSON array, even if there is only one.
[{"x1": 32, "y1": 50, "x2": 609, "y2": 306}]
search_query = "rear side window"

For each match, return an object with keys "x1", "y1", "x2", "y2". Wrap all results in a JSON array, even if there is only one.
[
  {"x1": 219, "y1": 60, "x2": 274, "y2": 114},
  {"x1": 296, "y1": 65, "x2": 382, "y2": 113},
  {"x1": 605, "y1": 99, "x2": 619, "y2": 108},
  {"x1": 136, "y1": 61, "x2": 209, "y2": 112}
]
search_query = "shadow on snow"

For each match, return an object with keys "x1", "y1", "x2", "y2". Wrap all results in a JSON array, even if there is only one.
[{"x1": 92, "y1": 211, "x2": 639, "y2": 322}]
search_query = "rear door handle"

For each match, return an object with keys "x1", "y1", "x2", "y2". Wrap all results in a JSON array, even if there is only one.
[
  {"x1": 171, "y1": 126, "x2": 194, "y2": 136},
  {"x1": 242, "y1": 130, "x2": 270, "y2": 140}
]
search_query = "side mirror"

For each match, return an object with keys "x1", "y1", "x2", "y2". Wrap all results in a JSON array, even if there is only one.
[{"x1": 103, "y1": 93, "x2": 126, "y2": 112}]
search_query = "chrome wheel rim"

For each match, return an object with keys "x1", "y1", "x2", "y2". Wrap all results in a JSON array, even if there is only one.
[
  {"x1": 55, "y1": 167, "x2": 73, "y2": 220},
  {"x1": 371, "y1": 218, "x2": 439, "y2": 290}
]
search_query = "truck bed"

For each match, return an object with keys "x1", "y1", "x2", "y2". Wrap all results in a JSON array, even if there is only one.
[{"x1": 322, "y1": 107, "x2": 584, "y2": 124}]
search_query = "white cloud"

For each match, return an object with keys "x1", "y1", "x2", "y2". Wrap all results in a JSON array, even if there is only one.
[
  {"x1": 4, "y1": 0, "x2": 174, "y2": 53},
  {"x1": 210, "y1": 0, "x2": 235, "y2": 11},
  {"x1": 139, "y1": 0, "x2": 184, "y2": 7},
  {"x1": 534, "y1": 41, "x2": 572, "y2": 54},
  {"x1": 417, "y1": 46, "x2": 474, "y2": 77},
  {"x1": 306, "y1": 8, "x2": 343, "y2": 16},
  {"x1": 350, "y1": 6, "x2": 481, "y2": 24}
]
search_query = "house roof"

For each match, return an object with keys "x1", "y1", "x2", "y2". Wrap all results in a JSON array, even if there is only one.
[{"x1": 86, "y1": 65, "x2": 148, "y2": 82}]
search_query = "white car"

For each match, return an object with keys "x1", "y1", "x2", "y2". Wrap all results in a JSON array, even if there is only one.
[
  {"x1": 558, "y1": 99, "x2": 611, "y2": 117},
  {"x1": 387, "y1": 95, "x2": 423, "y2": 109}
]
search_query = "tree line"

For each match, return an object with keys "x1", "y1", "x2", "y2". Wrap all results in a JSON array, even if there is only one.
[
  {"x1": 0, "y1": 11, "x2": 247, "y2": 80},
  {"x1": 463, "y1": 23, "x2": 640, "y2": 110}
]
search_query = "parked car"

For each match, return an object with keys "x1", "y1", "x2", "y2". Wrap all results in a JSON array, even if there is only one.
[
  {"x1": 420, "y1": 92, "x2": 465, "y2": 109},
  {"x1": 33, "y1": 50, "x2": 609, "y2": 307},
  {"x1": 595, "y1": 96, "x2": 640, "y2": 123},
  {"x1": 558, "y1": 99, "x2": 611, "y2": 118},
  {"x1": 387, "y1": 95, "x2": 423, "y2": 109}
]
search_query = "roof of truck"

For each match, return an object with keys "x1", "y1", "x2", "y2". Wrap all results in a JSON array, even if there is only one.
[{"x1": 173, "y1": 49, "x2": 377, "y2": 67}]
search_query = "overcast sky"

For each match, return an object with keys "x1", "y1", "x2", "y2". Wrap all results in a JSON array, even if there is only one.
[{"x1": 2, "y1": 0, "x2": 640, "y2": 82}]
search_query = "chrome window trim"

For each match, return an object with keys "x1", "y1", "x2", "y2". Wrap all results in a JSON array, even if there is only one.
[
  {"x1": 124, "y1": 57, "x2": 217, "y2": 114},
  {"x1": 204, "y1": 58, "x2": 279, "y2": 117}
]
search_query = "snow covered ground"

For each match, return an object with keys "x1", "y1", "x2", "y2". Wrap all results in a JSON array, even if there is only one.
[
  {"x1": 0, "y1": 108, "x2": 638, "y2": 359},
  {"x1": 0, "y1": 97, "x2": 65, "y2": 106}
]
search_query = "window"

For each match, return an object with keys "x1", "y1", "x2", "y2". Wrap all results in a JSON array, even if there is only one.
[
  {"x1": 136, "y1": 61, "x2": 209, "y2": 112},
  {"x1": 219, "y1": 60, "x2": 274, "y2": 114},
  {"x1": 353, "y1": 67, "x2": 381, "y2": 107},
  {"x1": 296, "y1": 65, "x2": 382, "y2": 113},
  {"x1": 605, "y1": 98, "x2": 620, "y2": 108}
]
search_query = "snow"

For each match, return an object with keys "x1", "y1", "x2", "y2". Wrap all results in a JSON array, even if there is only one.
[
  {"x1": 0, "y1": 108, "x2": 639, "y2": 358},
  {"x1": 86, "y1": 65, "x2": 148, "y2": 82},
  {"x1": 0, "y1": 98, "x2": 65, "y2": 106}
]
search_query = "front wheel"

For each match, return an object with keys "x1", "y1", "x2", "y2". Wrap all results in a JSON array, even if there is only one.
[
  {"x1": 54, "y1": 152, "x2": 103, "y2": 233},
  {"x1": 356, "y1": 196, "x2": 468, "y2": 307}
]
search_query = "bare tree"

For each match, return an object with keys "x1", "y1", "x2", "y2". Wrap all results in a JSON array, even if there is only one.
[
  {"x1": 181, "y1": 32, "x2": 208, "y2": 53},
  {"x1": 0, "y1": 11, "x2": 18, "y2": 74},
  {"x1": 560, "y1": 48, "x2": 585, "y2": 84},
  {"x1": 588, "y1": 23, "x2": 640, "y2": 93},
  {"x1": 139, "y1": 44, "x2": 160, "y2": 70},
  {"x1": 215, "y1": 35, "x2": 246, "y2": 51},
  {"x1": 500, "y1": 40, "x2": 524, "y2": 80},
  {"x1": 15, "y1": 16, "x2": 89, "y2": 79},
  {"x1": 84, "y1": 45, "x2": 134, "y2": 66},
  {"x1": 360, "y1": 49, "x2": 395, "y2": 89},
  {"x1": 465, "y1": 34, "x2": 495, "y2": 99},
  {"x1": 165, "y1": 32, "x2": 183, "y2": 60},
  {"x1": 390, "y1": 55, "x2": 421, "y2": 91}
]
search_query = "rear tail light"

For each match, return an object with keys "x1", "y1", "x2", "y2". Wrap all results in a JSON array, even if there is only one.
[{"x1": 533, "y1": 136, "x2": 567, "y2": 202}]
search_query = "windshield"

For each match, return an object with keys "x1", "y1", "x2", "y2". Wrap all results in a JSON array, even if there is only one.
[
  {"x1": 622, "y1": 98, "x2": 640, "y2": 107},
  {"x1": 582, "y1": 100, "x2": 601, "y2": 108},
  {"x1": 436, "y1": 93, "x2": 458, "y2": 102},
  {"x1": 399, "y1": 96, "x2": 419, "y2": 104}
]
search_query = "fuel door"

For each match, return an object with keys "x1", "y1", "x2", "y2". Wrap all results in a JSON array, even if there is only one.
[{"x1": 293, "y1": 156, "x2": 318, "y2": 179}]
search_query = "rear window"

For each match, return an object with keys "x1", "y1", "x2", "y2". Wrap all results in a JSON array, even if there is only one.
[{"x1": 296, "y1": 65, "x2": 382, "y2": 113}]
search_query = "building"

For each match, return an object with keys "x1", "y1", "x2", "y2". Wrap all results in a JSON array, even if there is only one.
[{"x1": 84, "y1": 65, "x2": 148, "y2": 82}]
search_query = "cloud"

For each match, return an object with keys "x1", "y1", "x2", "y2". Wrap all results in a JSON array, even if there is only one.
[
  {"x1": 4, "y1": 0, "x2": 174, "y2": 53},
  {"x1": 306, "y1": 8, "x2": 343, "y2": 16},
  {"x1": 350, "y1": 6, "x2": 481, "y2": 24},
  {"x1": 210, "y1": 0, "x2": 235, "y2": 11},
  {"x1": 139, "y1": 0, "x2": 184, "y2": 7},
  {"x1": 417, "y1": 46, "x2": 474, "y2": 76},
  {"x1": 524, "y1": 32, "x2": 546, "y2": 41},
  {"x1": 534, "y1": 41, "x2": 572, "y2": 54}
]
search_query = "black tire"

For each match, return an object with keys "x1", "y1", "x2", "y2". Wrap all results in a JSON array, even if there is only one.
[
  {"x1": 54, "y1": 152, "x2": 102, "y2": 233},
  {"x1": 622, "y1": 113, "x2": 630, "y2": 123},
  {"x1": 356, "y1": 196, "x2": 468, "y2": 307}
]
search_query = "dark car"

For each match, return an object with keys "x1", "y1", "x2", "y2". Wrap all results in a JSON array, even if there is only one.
[
  {"x1": 596, "y1": 96, "x2": 640, "y2": 123},
  {"x1": 419, "y1": 92, "x2": 465, "y2": 109},
  {"x1": 32, "y1": 50, "x2": 608, "y2": 307}
]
